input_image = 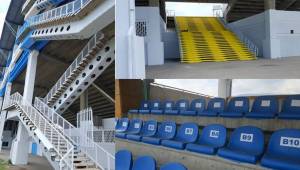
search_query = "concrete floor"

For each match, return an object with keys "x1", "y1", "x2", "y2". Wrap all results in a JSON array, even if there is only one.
[
  {"x1": 146, "y1": 56, "x2": 300, "y2": 79},
  {"x1": 0, "y1": 149, "x2": 52, "y2": 170}
]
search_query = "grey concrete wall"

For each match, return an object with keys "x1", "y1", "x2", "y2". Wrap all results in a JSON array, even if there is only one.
[
  {"x1": 116, "y1": 139, "x2": 268, "y2": 170},
  {"x1": 162, "y1": 31, "x2": 180, "y2": 59}
]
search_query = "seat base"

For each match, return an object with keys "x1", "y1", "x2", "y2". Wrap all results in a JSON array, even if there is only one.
[
  {"x1": 139, "y1": 109, "x2": 150, "y2": 114},
  {"x1": 126, "y1": 134, "x2": 142, "y2": 141},
  {"x1": 198, "y1": 111, "x2": 218, "y2": 117},
  {"x1": 116, "y1": 133, "x2": 127, "y2": 139},
  {"x1": 218, "y1": 148, "x2": 259, "y2": 164},
  {"x1": 142, "y1": 136, "x2": 162, "y2": 145},
  {"x1": 245, "y1": 112, "x2": 275, "y2": 119},
  {"x1": 180, "y1": 110, "x2": 197, "y2": 116},
  {"x1": 164, "y1": 110, "x2": 179, "y2": 115},
  {"x1": 186, "y1": 143, "x2": 217, "y2": 155},
  {"x1": 261, "y1": 154, "x2": 300, "y2": 170},
  {"x1": 219, "y1": 112, "x2": 243, "y2": 118},
  {"x1": 151, "y1": 109, "x2": 163, "y2": 115},
  {"x1": 161, "y1": 139, "x2": 185, "y2": 150},
  {"x1": 278, "y1": 112, "x2": 300, "y2": 119}
]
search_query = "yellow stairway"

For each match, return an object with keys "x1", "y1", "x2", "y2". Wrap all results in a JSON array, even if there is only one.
[{"x1": 175, "y1": 17, "x2": 256, "y2": 63}]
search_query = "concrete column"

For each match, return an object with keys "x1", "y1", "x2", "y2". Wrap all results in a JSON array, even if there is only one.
[
  {"x1": 10, "y1": 50, "x2": 39, "y2": 165},
  {"x1": 0, "y1": 82, "x2": 12, "y2": 152},
  {"x1": 23, "y1": 50, "x2": 39, "y2": 103},
  {"x1": 218, "y1": 79, "x2": 232, "y2": 99},
  {"x1": 80, "y1": 90, "x2": 89, "y2": 110},
  {"x1": 264, "y1": 0, "x2": 276, "y2": 10}
]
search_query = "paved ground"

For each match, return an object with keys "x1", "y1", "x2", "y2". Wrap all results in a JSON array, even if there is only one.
[
  {"x1": 146, "y1": 57, "x2": 300, "y2": 79},
  {"x1": 0, "y1": 149, "x2": 52, "y2": 170}
]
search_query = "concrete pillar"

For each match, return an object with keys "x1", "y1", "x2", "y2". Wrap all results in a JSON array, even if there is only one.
[
  {"x1": 0, "y1": 82, "x2": 12, "y2": 152},
  {"x1": 218, "y1": 79, "x2": 232, "y2": 99},
  {"x1": 80, "y1": 90, "x2": 88, "y2": 110},
  {"x1": 264, "y1": 0, "x2": 276, "y2": 10},
  {"x1": 10, "y1": 50, "x2": 39, "y2": 165}
]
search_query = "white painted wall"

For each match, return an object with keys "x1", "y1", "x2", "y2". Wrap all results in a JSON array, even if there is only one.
[
  {"x1": 102, "y1": 118, "x2": 115, "y2": 129},
  {"x1": 162, "y1": 31, "x2": 180, "y2": 59},
  {"x1": 229, "y1": 10, "x2": 300, "y2": 59},
  {"x1": 136, "y1": 7, "x2": 164, "y2": 65}
]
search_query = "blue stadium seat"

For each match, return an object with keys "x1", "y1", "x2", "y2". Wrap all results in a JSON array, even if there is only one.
[
  {"x1": 278, "y1": 95, "x2": 300, "y2": 119},
  {"x1": 116, "y1": 150, "x2": 132, "y2": 170},
  {"x1": 132, "y1": 156, "x2": 156, "y2": 170},
  {"x1": 217, "y1": 126, "x2": 264, "y2": 164},
  {"x1": 261, "y1": 129, "x2": 300, "y2": 170},
  {"x1": 139, "y1": 101, "x2": 151, "y2": 114},
  {"x1": 150, "y1": 100, "x2": 164, "y2": 115},
  {"x1": 115, "y1": 118, "x2": 129, "y2": 133},
  {"x1": 142, "y1": 121, "x2": 176, "y2": 145},
  {"x1": 116, "y1": 119, "x2": 142, "y2": 139},
  {"x1": 176, "y1": 99, "x2": 189, "y2": 115},
  {"x1": 180, "y1": 98, "x2": 206, "y2": 116},
  {"x1": 186, "y1": 124, "x2": 226, "y2": 155},
  {"x1": 220, "y1": 97, "x2": 249, "y2": 117},
  {"x1": 246, "y1": 96, "x2": 278, "y2": 118},
  {"x1": 127, "y1": 120, "x2": 157, "y2": 141},
  {"x1": 164, "y1": 101, "x2": 179, "y2": 115},
  {"x1": 198, "y1": 98, "x2": 225, "y2": 116},
  {"x1": 161, "y1": 122, "x2": 198, "y2": 149},
  {"x1": 160, "y1": 162, "x2": 187, "y2": 170}
]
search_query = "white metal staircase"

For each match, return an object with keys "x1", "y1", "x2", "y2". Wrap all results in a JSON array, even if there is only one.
[
  {"x1": 43, "y1": 32, "x2": 115, "y2": 114},
  {"x1": 3, "y1": 93, "x2": 114, "y2": 170}
]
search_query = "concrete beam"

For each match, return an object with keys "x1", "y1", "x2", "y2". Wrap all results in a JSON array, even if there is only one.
[
  {"x1": 91, "y1": 83, "x2": 115, "y2": 104},
  {"x1": 80, "y1": 90, "x2": 89, "y2": 110},
  {"x1": 224, "y1": 0, "x2": 238, "y2": 22},
  {"x1": 278, "y1": 0, "x2": 297, "y2": 10},
  {"x1": 218, "y1": 79, "x2": 232, "y2": 99}
]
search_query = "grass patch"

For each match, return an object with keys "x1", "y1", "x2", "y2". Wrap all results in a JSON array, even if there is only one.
[{"x1": 0, "y1": 159, "x2": 8, "y2": 170}]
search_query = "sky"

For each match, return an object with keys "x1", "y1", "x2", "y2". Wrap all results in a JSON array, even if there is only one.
[
  {"x1": 166, "y1": 2, "x2": 226, "y2": 17},
  {"x1": 155, "y1": 79, "x2": 300, "y2": 97},
  {"x1": 0, "y1": 0, "x2": 11, "y2": 38}
]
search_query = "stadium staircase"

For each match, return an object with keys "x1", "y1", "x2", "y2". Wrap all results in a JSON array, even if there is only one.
[
  {"x1": 3, "y1": 92, "x2": 114, "y2": 170},
  {"x1": 175, "y1": 16, "x2": 257, "y2": 63}
]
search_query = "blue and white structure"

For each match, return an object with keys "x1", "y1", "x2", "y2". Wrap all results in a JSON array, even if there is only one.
[{"x1": 0, "y1": 0, "x2": 115, "y2": 169}]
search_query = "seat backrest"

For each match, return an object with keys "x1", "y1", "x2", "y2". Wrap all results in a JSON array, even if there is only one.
[
  {"x1": 128, "y1": 119, "x2": 142, "y2": 132},
  {"x1": 251, "y1": 96, "x2": 278, "y2": 113},
  {"x1": 176, "y1": 123, "x2": 199, "y2": 143},
  {"x1": 116, "y1": 118, "x2": 129, "y2": 131},
  {"x1": 267, "y1": 129, "x2": 300, "y2": 158},
  {"x1": 207, "y1": 98, "x2": 225, "y2": 112},
  {"x1": 151, "y1": 100, "x2": 161, "y2": 110},
  {"x1": 176, "y1": 99, "x2": 189, "y2": 111},
  {"x1": 132, "y1": 156, "x2": 156, "y2": 170},
  {"x1": 228, "y1": 126, "x2": 264, "y2": 156},
  {"x1": 226, "y1": 97, "x2": 249, "y2": 113},
  {"x1": 160, "y1": 162, "x2": 187, "y2": 170},
  {"x1": 164, "y1": 100, "x2": 175, "y2": 110},
  {"x1": 199, "y1": 124, "x2": 226, "y2": 148},
  {"x1": 157, "y1": 121, "x2": 177, "y2": 139},
  {"x1": 116, "y1": 150, "x2": 132, "y2": 170},
  {"x1": 190, "y1": 98, "x2": 206, "y2": 112},
  {"x1": 281, "y1": 95, "x2": 300, "y2": 113},
  {"x1": 140, "y1": 100, "x2": 150, "y2": 110},
  {"x1": 142, "y1": 120, "x2": 158, "y2": 136}
]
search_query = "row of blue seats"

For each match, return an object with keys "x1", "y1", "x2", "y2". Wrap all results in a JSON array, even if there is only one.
[
  {"x1": 116, "y1": 150, "x2": 187, "y2": 170},
  {"x1": 116, "y1": 118, "x2": 300, "y2": 170},
  {"x1": 128, "y1": 96, "x2": 300, "y2": 119}
]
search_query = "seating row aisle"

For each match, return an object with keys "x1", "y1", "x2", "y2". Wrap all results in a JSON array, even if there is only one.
[
  {"x1": 116, "y1": 150, "x2": 187, "y2": 170},
  {"x1": 115, "y1": 118, "x2": 300, "y2": 170},
  {"x1": 128, "y1": 96, "x2": 300, "y2": 119}
]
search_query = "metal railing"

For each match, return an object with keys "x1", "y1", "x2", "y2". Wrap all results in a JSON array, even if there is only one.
[
  {"x1": 6, "y1": 93, "x2": 74, "y2": 170},
  {"x1": 17, "y1": 0, "x2": 94, "y2": 40},
  {"x1": 217, "y1": 15, "x2": 259, "y2": 57},
  {"x1": 77, "y1": 108, "x2": 115, "y2": 170},
  {"x1": 34, "y1": 97, "x2": 80, "y2": 145},
  {"x1": 89, "y1": 129, "x2": 115, "y2": 143},
  {"x1": 44, "y1": 31, "x2": 103, "y2": 104}
]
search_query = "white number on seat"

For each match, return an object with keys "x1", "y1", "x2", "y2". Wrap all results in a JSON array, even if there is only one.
[
  {"x1": 144, "y1": 103, "x2": 148, "y2": 108},
  {"x1": 261, "y1": 100, "x2": 270, "y2": 107},
  {"x1": 291, "y1": 100, "x2": 300, "y2": 107},
  {"x1": 134, "y1": 123, "x2": 140, "y2": 129},
  {"x1": 165, "y1": 126, "x2": 172, "y2": 132},
  {"x1": 180, "y1": 103, "x2": 186, "y2": 108},
  {"x1": 209, "y1": 130, "x2": 220, "y2": 138},
  {"x1": 185, "y1": 128, "x2": 194, "y2": 135},
  {"x1": 280, "y1": 137, "x2": 300, "y2": 148},
  {"x1": 235, "y1": 101, "x2": 244, "y2": 107},
  {"x1": 122, "y1": 122, "x2": 128, "y2": 127},
  {"x1": 148, "y1": 124, "x2": 155, "y2": 131},
  {"x1": 166, "y1": 103, "x2": 172, "y2": 108},
  {"x1": 154, "y1": 103, "x2": 159, "y2": 107},
  {"x1": 240, "y1": 133, "x2": 253, "y2": 142},
  {"x1": 195, "y1": 103, "x2": 202, "y2": 108},
  {"x1": 214, "y1": 102, "x2": 221, "y2": 108}
]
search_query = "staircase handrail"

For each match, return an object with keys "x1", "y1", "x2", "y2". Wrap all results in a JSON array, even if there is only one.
[
  {"x1": 217, "y1": 15, "x2": 259, "y2": 57},
  {"x1": 43, "y1": 31, "x2": 104, "y2": 104},
  {"x1": 34, "y1": 97, "x2": 80, "y2": 145},
  {"x1": 7, "y1": 92, "x2": 74, "y2": 170}
]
